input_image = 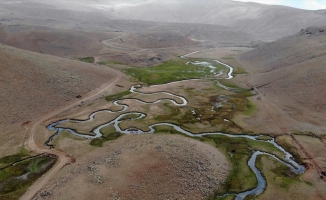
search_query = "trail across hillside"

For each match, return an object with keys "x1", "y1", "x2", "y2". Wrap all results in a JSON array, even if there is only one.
[
  {"x1": 99, "y1": 32, "x2": 225, "y2": 57},
  {"x1": 20, "y1": 68, "x2": 123, "y2": 200}
]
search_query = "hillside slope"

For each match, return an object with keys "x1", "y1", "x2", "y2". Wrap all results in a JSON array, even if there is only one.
[
  {"x1": 0, "y1": 44, "x2": 115, "y2": 129},
  {"x1": 0, "y1": 26, "x2": 112, "y2": 58},
  {"x1": 1, "y1": 0, "x2": 326, "y2": 42},
  {"x1": 238, "y1": 26, "x2": 326, "y2": 132},
  {"x1": 96, "y1": 0, "x2": 326, "y2": 40}
]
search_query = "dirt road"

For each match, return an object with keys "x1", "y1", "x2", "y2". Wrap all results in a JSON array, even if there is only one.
[
  {"x1": 244, "y1": 77, "x2": 326, "y2": 180},
  {"x1": 20, "y1": 67, "x2": 123, "y2": 200}
]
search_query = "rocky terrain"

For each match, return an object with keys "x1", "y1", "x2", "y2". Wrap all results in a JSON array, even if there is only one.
[{"x1": 33, "y1": 134, "x2": 229, "y2": 200}]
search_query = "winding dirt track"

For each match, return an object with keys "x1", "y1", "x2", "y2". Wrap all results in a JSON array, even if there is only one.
[
  {"x1": 99, "y1": 33, "x2": 222, "y2": 57},
  {"x1": 19, "y1": 32, "x2": 212, "y2": 200},
  {"x1": 20, "y1": 68, "x2": 123, "y2": 200}
]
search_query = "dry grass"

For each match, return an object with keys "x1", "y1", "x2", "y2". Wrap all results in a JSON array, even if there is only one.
[
  {"x1": 34, "y1": 134, "x2": 229, "y2": 200},
  {"x1": 0, "y1": 44, "x2": 116, "y2": 157},
  {"x1": 238, "y1": 27, "x2": 326, "y2": 134}
]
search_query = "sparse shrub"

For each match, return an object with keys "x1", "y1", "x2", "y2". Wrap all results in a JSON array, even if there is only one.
[{"x1": 79, "y1": 57, "x2": 95, "y2": 63}]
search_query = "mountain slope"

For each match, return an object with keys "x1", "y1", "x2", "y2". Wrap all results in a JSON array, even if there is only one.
[
  {"x1": 239, "y1": 27, "x2": 326, "y2": 73},
  {"x1": 101, "y1": 0, "x2": 326, "y2": 40},
  {"x1": 238, "y1": 26, "x2": 326, "y2": 131},
  {"x1": 1, "y1": 0, "x2": 326, "y2": 42},
  {"x1": 0, "y1": 44, "x2": 115, "y2": 128}
]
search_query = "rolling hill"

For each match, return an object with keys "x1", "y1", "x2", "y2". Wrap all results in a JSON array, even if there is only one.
[
  {"x1": 83, "y1": 0, "x2": 326, "y2": 41},
  {"x1": 0, "y1": 44, "x2": 115, "y2": 129},
  {"x1": 238, "y1": 26, "x2": 326, "y2": 133},
  {"x1": 1, "y1": 0, "x2": 326, "y2": 42}
]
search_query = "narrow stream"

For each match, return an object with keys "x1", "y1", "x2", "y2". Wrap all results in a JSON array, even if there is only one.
[{"x1": 46, "y1": 50, "x2": 305, "y2": 199}]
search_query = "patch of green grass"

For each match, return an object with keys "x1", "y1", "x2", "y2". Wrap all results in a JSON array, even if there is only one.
[
  {"x1": 90, "y1": 139, "x2": 104, "y2": 147},
  {"x1": 119, "y1": 114, "x2": 142, "y2": 121},
  {"x1": 260, "y1": 156, "x2": 298, "y2": 188},
  {"x1": 304, "y1": 181, "x2": 314, "y2": 187},
  {"x1": 233, "y1": 67, "x2": 247, "y2": 74},
  {"x1": 179, "y1": 108, "x2": 201, "y2": 125},
  {"x1": 98, "y1": 60, "x2": 125, "y2": 65},
  {"x1": 90, "y1": 125, "x2": 123, "y2": 147},
  {"x1": 123, "y1": 59, "x2": 226, "y2": 85},
  {"x1": 90, "y1": 132, "x2": 122, "y2": 147},
  {"x1": 0, "y1": 155, "x2": 56, "y2": 199},
  {"x1": 0, "y1": 154, "x2": 27, "y2": 165},
  {"x1": 278, "y1": 176, "x2": 298, "y2": 189},
  {"x1": 214, "y1": 195, "x2": 235, "y2": 200},
  {"x1": 0, "y1": 150, "x2": 30, "y2": 169},
  {"x1": 152, "y1": 90, "x2": 255, "y2": 132},
  {"x1": 185, "y1": 94, "x2": 254, "y2": 129},
  {"x1": 154, "y1": 103, "x2": 181, "y2": 121},
  {"x1": 100, "y1": 124, "x2": 118, "y2": 136},
  {"x1": 243, "y1": 99, "x2": 256, "y2": 116},
  {"x1": 204, "y1": 134, "x2": 288, "y2": 196},
  {"x1": 213, "y1": 81, "x2": 256, "y2": 117},
  {"x1": 256, "y1": 135, "x2": 273, "y2": 141},
  {"x1": 79, "y1": 57, "x2": 95, "y2": 63},
  {"x1": 0, "y1": 170, "x2": 11, "y2": 181},
  {"x1": 105, "y1": 90, "x2": 131, "y2": 101},
  {"x1": 153, "y1": 126, "x2": 191, "y2": 138},
  {"x1": 50, "y1": 130, "x2": 85, "y2": 148},
  {"x1": 202, "y1": 135, "x2": 257, "y2": 194},
  {"x1": 256, "y1": 155, "x2": 300, "y2": 190},
  {"x1": 152, "y1": 104, "x2": 200, "y2": 130},
  {"x1": 218, "y1": 80, "x2": 253, "y2": 96},
  {"x1": 247, "y1": 140, "x2": 282, "y2": 156}
]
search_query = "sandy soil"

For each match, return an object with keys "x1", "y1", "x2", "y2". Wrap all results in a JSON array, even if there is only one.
[{"x1": 33, "y1": 134, "x2": 229, "y2": 200}]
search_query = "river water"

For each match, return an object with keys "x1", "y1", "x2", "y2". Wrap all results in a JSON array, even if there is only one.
[{"x1": 46, "y1": 50, "x2": 305, "y2": 199}]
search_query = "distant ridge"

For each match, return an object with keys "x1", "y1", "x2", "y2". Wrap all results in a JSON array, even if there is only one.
[
  {"x1": 239, "y1": 26, "x2": 326, "y2": 128},
  {"x1": 1, "y1": 0, "x2": 326, "y2": 41}
]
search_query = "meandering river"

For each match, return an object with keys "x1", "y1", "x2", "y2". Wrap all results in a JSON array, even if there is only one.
[{"x1": 46, "y1": 50, "x2": 304, "y2": 199}]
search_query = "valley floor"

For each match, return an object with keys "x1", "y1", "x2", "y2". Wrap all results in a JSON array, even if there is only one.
[{"x1": 1, "y1": 31, "x2": 325, "y2": 200}]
